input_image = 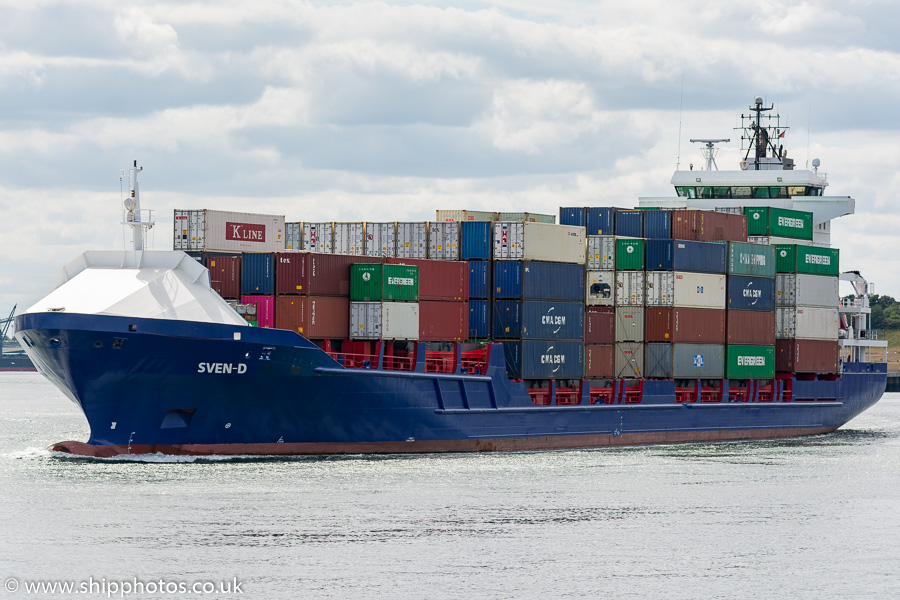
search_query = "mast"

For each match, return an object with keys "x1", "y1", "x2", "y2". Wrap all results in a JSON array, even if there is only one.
[{"x1": 121, "y1": 160, "x2": 154, "y2": 251}]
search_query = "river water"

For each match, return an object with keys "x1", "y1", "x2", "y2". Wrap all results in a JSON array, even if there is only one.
[{"x1": 1, "y1": 371, "x2": 899, "y2": 599}]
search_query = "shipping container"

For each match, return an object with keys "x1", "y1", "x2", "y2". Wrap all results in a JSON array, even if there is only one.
[
  {"x1": 468, "y1": 260, "x2": 490, "y2": 299},
  {"x1": 586, "y1": 236, "x2": 616, "y2": 270},
  {"x1": 350, "y1": 301, "x2": 419, "y2": 340},
  {"x1": 644, "y1": 307, "x2": 726, "y2": 343},
  {"x1": 671, "y1": 209, "x2": 747, "y2": 242},
  {"x1": 350, "y1": 264, "x2": 419, "y2": 302},
  {"x1": 241, "y1": 253, "x2": 275, "y2": 295},
  {"x1": 333, "y1": 222, "x2": 365, "y2": 255},
  {"x1": 419, "y1": 300, "x2": 468, "y2": 342},
  {"x1": 559, "y1": 207, "x2": 586, "y2": 227},
  {"x1": 615, "y1": 210, "x2": 644, "y2": 238},
  {"x1": 585, "y1": 207, "x2": 616, "y2": 235},
  {"x1": 616, "y1": 271, "x2": 645, "y2": 306},
  {"x1": 386, "y1": 257, "x2": 468, "y2": 301},
  {"x1": 748, "y1": 235, "x2": 813, "y2": 246},
  {"x1": 493, "y1": 261, "x2": 584, "y2": 301},
  {"x1": 615, "y1": 238, "x2": 645, "y2": 270},
  {"x1": 460, "y1": 221, "x2": 492, "y2": 260},
  {"x1": 775, "y1": 274, "x2": 840, "y2": 308},
  {"x1": 492, "y1": 300, "x2": 585, "y2": 340},
  {"x1": 435, "y1": 210, "x2": 497, "y2": 222},
  {"x1": 726, "y1": 310, "x2": 776, "y2": 346},
  {"x1": 644, "y1": 271, "x2": 673, "y2": 307},
  {"x1": 776, "y1": 245, "x2": 840, "y2": 277},
  {"x1": 775, "y1": 339, "x2": 840, "y2": 373},
  {"x1": 615, "y1": 306, "x2": 645, "y2": 342},
  {"x1": 498, "y1": 212, "x2": 556, "y2": 223},
  {"x1": 727, "y1": 275, "x2": 776, "y2": 312},
  {"x1": 644, "y1": 210, "x2": 673, "y2": 239},
  {"x1": 726, "y1": 345, "x2": 775, "y2": 379},
  {"x1": 615, "y1": 342, "x2": 644, "y2": 378},
  {"x1": 674, "y1": 343, "x2": 726, "y2": 378},
  {"x1": 493, "y1": 222, "x2": 586, "y2": 263},
  {"x1": 240, "y1": 295, "x2": 275, "y2": 328},
  {"x1": 364, "y1": 222, "x2": 397, "y2": 257},
  {"x1": 584, "y1": 306, "x2": 615, "y2": 345},
  {"x1": 672, "y1": 272, "x2": 726, "y2": 309},
  {"x1": 275, "y1": 253, "x2": 383, "y2": 296},
  {"x1": 204, "y1": 254, "x2": 241, "y2": 299},
  {"x1": 304, "y1": 222, "x2": 334, "y2": 254},
  {"x1": 644, "y1": 343, "x2": 673, "y2": 378},
  {"x1": 727, "y1": 241, "x2": 777, "y2": 278},
  {"x1": 744, "y1": 207, "x2": 813, "y2": 240},
  {"x1": 645, "y1": 239, "x2": 726, "y2": 273},
  {"x1": 584, "y1": 344, "x2": 615, "y2": 378},
  {"x1": 776, "y1": 307, "x2": 840, "y2": 340},
  {"x1": 285, "y1": 222, "x2": 303, "y2": 251},
  {"x1": 468, "y1": 299, "x2": 491, "y2": 339},
  {"x1": 502, "y1": 340, "x2": 584, "y2": 379},
  {"x1": 427, "y1": 221, "x2": 459, "y2": 260},
  {"x1": 396, "y1": 222, "x2": 428, "y2": 258},
  {"x1": 174, "y1": 209, "x2": 285, "y2": 253},
  {"x1": 585, "y1": 270, "x2": 615, "y2": 306},
  {"x1": 275, "y1": 295, "x2": 350, "y2": 339}
]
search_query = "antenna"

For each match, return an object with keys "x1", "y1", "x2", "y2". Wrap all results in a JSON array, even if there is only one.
[
  {"x1": 689, "y1": 139, "x2": 730, "y2": 171},
  {"x1": 676, "y1": 74, "x2": 685, "y2": 170}
]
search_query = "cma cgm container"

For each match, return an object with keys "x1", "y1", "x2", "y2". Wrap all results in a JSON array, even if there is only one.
[
  {"x1": 615, "y1": 210, "x2": 643, "y2": 238},
  {"x1": 775, "y1": 340, "x2": 840, "y2": 373},
  {"x1": 419, "y1": 301, "x2": 468, "y2": 342},
  {"x1": 427, "y1": 221, "x2": 459, "y2": 260},
  {"x1": 240, "y1": 295, "x2": 275, "y2": 328},
  {"x1": 726, "y1": 345, "x2": 775, "y2": 379},
  {"x1": 673, "y1": 272, "x2": 726, "y2": 308},
  {"x1": 644, "y1": 307, "x2": 725, "y2": 343},
  {"x1": 350, "y1": 264, "x2": 419, "y2": 302},
  {"x1": 776, "y1": 307, "x2": 840, "y2": 340},
  {"x1": 387, "y1": 258, "x2": 468, "y2": 301},
  {"x1": 744, "y1": 207, "x2": 813, "y2": 240},
  {"x1": 492, "y1": 300, "x2": 584, "y2": 340},
  {"x1": 727, "y1": 310, "x2": 776, "y2": 346},
  {"x1": 585, "y1": 207, "x2": 617, "y2": 235},
  {"x1": 727, "y1": 242, "x2": 776, "y2": 277},
  {"x1": 559, "y1": 207, "x2": 586, "y2": 227},
  {"x1": 493, "y1": 222, "x2": 586, "y2": 263},
  {"x1": 204, "y1": 254, "x2": 241, "y2": 299},
  {"x1": 644, "y1": 210, "x2": 673, "y2": 239},
  {"x1": 615, "y1": 306, "x2": 644, "y2": 342},
  {"x1": 435, "y1": 210, "x2": 497, "y2": 222},
  {"x1": 333, "y1": 222, "x2": 365, "y2": 255},
  {"x1": 350, "y1": 302, "x2": 419, "y2": 340},
  {"x1": 241, "y1": 253, "x2": 275, "y2": 295},
  {"x1": 468, "y1": 299, "x2": 490, "y2": 339},
  {"x1": 615, "y1": 238, "x2": 644, "y2": 270},
  {"x1": 584, "y1": 344, "x2": 614, "y2": 378},
  {"x1": 468, "y1": 261, "x2": 490, "y2": 299},
  {"x1": 493, "y1": 261, "x2": 584, "y2": 302},
  {"x1": 275, "y1": 296, "x2": 350, "y2": 339},
  {"x1": 615, "y1": 342, "x2": 644, "y2": 378},
  {"x1": 304, "y1": 222, "x2": 334, "y2": 253},
  {"x1": 775, "y1": 274, "x2": 840, "y2": 308},
  {"x1": 460, "y1": 221, "x2": 492, "y2": 260},
  {"x1": 586, "y1": 236, "x2": 616, "y2": 270},
  {"x1": 501, "y1": 340, "x2": 584, "y2": 380},
  {"x1": 364, "y1": 222, "x2": 397, "y2": 257},
  {"x1": 586, "y1": 271, "x2": 615, "y2": 306},
  {"x1": 672, "y1": 209, "x2": 747, "y2": 242},
  {"x1": 776, "y1": 245, "x2": 840, "y2": 276},
  {"x1": 396, "y1": 222, "x2": 428, "y2": 258},
  {"x1": 616, "y1": 272, "x2": 645, "y2": 306},
  {"x1": 276, "y1": 253, "x2": 382, "y2": 296},
  {"x1": 644, "y1": 239, "x2": 726, "y2": 273},
  {"x1": 285, "y1": 222, "x2": 303, "y2": 251},
  {"x1": 726, "y1": 276, "x2": 776, "y2": 312},
  {"x1": 174, "y1": 209, "x2": 285, "y2": 253},
  {"x1": 645, "y1": 343, "x2": 725, "y2": 379},
  {"x1": 585, "y1": 307, "x2": 615, "y2": 344}
]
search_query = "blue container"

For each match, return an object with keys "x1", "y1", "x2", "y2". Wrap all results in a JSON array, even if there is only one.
[
  {"x1": 501, "y1": 340, "x2": 584, "y2": 380},
  {"x1": 644, "y1": 210, "x2": 673, "y2": 239},
  {"x1": 493, "y1": 261, "x2": 584, "y2": 301},
  {"x1": 727, "y1": 275, "x2": 776, "y2": 311},
  {"x1": 492, "y1": 300, "x2": 585, "y2": 340},
  {"x1": 241, "y1": 253, "x2": 275, "y2": 295},
  {"x1": 559, "y1": 207, "x2": 586, "y2": 227},
  {"x1": 615, "y1": 210, "x2": 644, "y2": 238},
  {"x1": 468, "y1": 260, "x2": 490, "y2": 299},
  {"x1": 645, "y1": 239, "x2": 726, "y2": 274},
  {"x1": 585, "y1": 207, "x2": 616, "y2": 235},
  {"x1": 468, "y1": 299, "x2": 491, "y2": 339},
  {"x1": 460, "y1": 221, "x2": 492, "y2": 260}
]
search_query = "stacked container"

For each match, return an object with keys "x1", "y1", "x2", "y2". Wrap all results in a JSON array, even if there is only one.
[
  {"x1": 396, "y1": 222, "x2": 428, "y2": 258},
  {"x1": 333, "y1": 222, "x2": 366, "y2": 255},
  {"x1": 350, "y1": 264, "x2": 420, "y2": 340},
  {"x1": 365, "y1": 223, "x2": 397, "y2": 257},
  {"x1": 427, "y1": 221, "x2": 459, "y2": 260},
  {"x1": 461, "y1": 221, "x2": 493, "y2": 340},
  {"x1": 174, "y1": 209, "x2": 285, "y2": 253},
  {"x1": 285, "y1": 222, "x2": 303, "y2": 251},
  {"x1": 386, "y1": 257, "x2": 469, "y2": 342},
  {"x1": 724, "y1": 242, "x2": 777, "y2": 379}
]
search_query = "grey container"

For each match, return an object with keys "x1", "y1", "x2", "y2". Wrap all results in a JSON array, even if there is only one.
[
  {"x1": 645, "y1": 343, "x2": 673, "y2": 378},
  {"x1": 350, "y1": 301, "x2": 420, "y2": 340},
  {"x1": 304, "y1": 222, "x2": 334, "y2": 253},
  {"x1": 586, "y1": 270, "x2": 615, "y2": 306},
  {"x1": 615, "y1": 271, "x2": 645, "y2": 306},
  {"x1": 427, "y1": 221, "x2": 459, "y2": 260},
  {"x1": 586, "y1": 236, "x2": 616, "y2": 270},
  {"x1": 615, "y1": 306, "x2": 645, "y2": 342},
  {"x1": 615, "y1": 342, "x2": 644, "y2": 378},
  {"x1": 365, "y1": 222, "x2": 397, "y2": 257},
  {"x1": 333, "y1": 222, "x2": 366, "y2": 255},
  {"x1": 285, "y1": 222, "x2": 303, "y2": 251},
  {"x1": 396, "y1": 222, "x2": 428, "y2": 258},
  {"x1": 645, "y1": 271, "x2": 674, "y2": 306},
  {"x1": 672, "y1": 343, "x2": 725, "y2": 378},
  {"x1": 775, "y1": 274, "x2": 839, "y2": 308}
]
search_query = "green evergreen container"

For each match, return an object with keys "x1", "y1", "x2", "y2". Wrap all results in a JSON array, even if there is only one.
[
  {"x1": 615, "y1": 238, "x2": 645, "y2": 270},
  {"x1": 744, "y1": 207, "x2": 813, "y2": 240},
  {"x1": 726, "y1": 345, "x2": 775, "y2": 379},
  {"x1": 775, "y1": 245, "x2": 840, "y2": 276},
  {"x1": 727, "y1": 242, "x2": 776, "y2": 277},
  {"x1": 351, "y1": 264, "x2": 419, "y2": 302}
]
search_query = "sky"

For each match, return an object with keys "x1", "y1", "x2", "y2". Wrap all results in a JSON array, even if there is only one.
[{"x1": 2, "y1": 0, "x2": 900, "y2": 316}]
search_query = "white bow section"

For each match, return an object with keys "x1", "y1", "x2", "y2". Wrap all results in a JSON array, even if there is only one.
[{"x1": 26, "y1": 251, "x2": 248, "y2": 326}]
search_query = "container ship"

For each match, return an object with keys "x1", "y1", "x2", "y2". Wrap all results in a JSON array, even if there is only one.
[{"x1": 16, "y1": 98, "x2": 887, "y2": 457}]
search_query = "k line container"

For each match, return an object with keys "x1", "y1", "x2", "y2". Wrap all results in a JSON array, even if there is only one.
[
  {"x1": 386, "y1": 258, "x2": 468, "y2": 301},
  {"x1": 350, "y1": 301, "x2": 420, "y2": 340},
  {"x1": 672, "y1": 272, "x2": 726, "y2": 309},
  {"x1": 644, "y1": 307, "x2": 725, "y2": 343},
  {"x1": 396, "y1": 222, "x2": 428, "y2": 258},
  {"x1": 585, "y1": 270, "x2": 615, "y2": 306},
  {"x1": 435, "y1": 210, "x2": 497, "y2": 222},
  {"x1": 460, "y1": 221, "x2": 492, "y2": 260},
  {"x1": 205, "y1": 254, "x2": 241, "y2": 299},
  {"x1": 174, "y1": 209, "x2": 285, "y2": 253},
  {"x1": 727, "y1": 275, "x2": 776, "y2": 312},
  {"x1": 241, "y1": 253, "x2": 275, "y2": 295},
  {"x1": 493, "y1": 222, "x2": 586, "y2": 264},
  {"x1": 350, "y1": 264, "x2": 419, "y2": 302},
  {"x1": 643, "y1": 210, "x2": 673, "y2": 239},
  {"x1": 240, "y1": 295, "x2": 275, "y2": 328},
  {"x1": 584, "y1": 344, "x2": 614, "y2": 378},
  {"x1": 584, "y1": 306, "x2": 615, "y2": 344},
  {"x1": 726, "y1": 310, "x2": 776, "y2": 346},
  {"x1": 275, "y1": 253, "x2": 383, "y2": 296},
  {"x1": 775, "y1": 274, "x2": 840, "y2": 308},
  {"x1": 615, "y1": 342, "x2": 644, "y2": 378},
  {"x1": 775, "y1": 339, "x2": 839, "y2": 373},
  {"x1": 493, "y1": 261, "x2": 584, "y2": 302},
  {"x1": 492, "y1": 300, "x2": 585, "y2": 340},
  {"x1": 776, "y1": 245, "x2": 840, "y2": 277},
  {"x1": 285, "y1": 222, "x2": 303, "y2": 251},
  {"x1": 615, "y1": 271, "x2": 645, "y2": 306},
  {"x1": 501, "y1": 340, "x2": 584, "y2": 379},
  {"x1": 644, "y1": 239, "x2": 726, "y2": 273},
  {"x1": 671, "y1": 209, "x2": 747, "y2": 242},
  {"x1": 725, "y1": 344, "x2": 775, "y2": 379},
  {"x1": 559, "y1": 207, "x2": 586, "y2": 227},
  {"x1": 468, "y1": 299, "x2": 490, "y2": 339},
  {"x1": 333, "y1": 222, "x2": 366, "y2": 255},
  {"x1": 304, "y1": 222, "x2": 334, "y2": 253},
  {"x1": 468, "y1": 260, "x2": 490, "y2": 299},
  {"x1": 364, "y1": 222, "x2": 397, "y2": 257},
  {"x1": 275, "y1": 295, "x2": 350, "y2": 339},
  {"x1": 727, "y1": 242, "x2": 776, "y2": 277},
  {"x1": 427, "y1": 221, "x2": 459, "y2": 260},
  {"x1": 615, "y1": 238, "x2": 645, "y2": 270},
  {"x1": 615, "y1": 210, "x2": 643, "y2": 238},
  {"x1": 744, "y1": 207, "x2": 813, "y2": 240},
  {"x1": 673, "y1": 343, "x2": 726, "y2": 378},
  {"x1": 615, "y1": 306, "x2": 645, "y2": 342},
  {"x1": 775, "y1": 307, "x2": 840, "y2": 340},
  {"x1": 498, "y1": 212, "x2": 555, "y2": 223},
  {"x1": 419, "y1": 300, "x2": 468, "y2": 342},
  {"x1": 586, "y1": 236, "x2": 616, "y2": 270}
]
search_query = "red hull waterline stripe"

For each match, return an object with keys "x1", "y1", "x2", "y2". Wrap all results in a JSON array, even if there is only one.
[{"x1": 52, "y1": 427, "x2": 838, "y2": 457}]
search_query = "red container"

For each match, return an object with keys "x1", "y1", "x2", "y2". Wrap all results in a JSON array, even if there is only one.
[
  {"x1": 240, "y1": 295, "x2": 275, "y2": 328},
  {"x1": 275, "y1": 296, "x2": 350, "y2": 339},
  {"x1": 585, "y1": 307, "x2": 615, "y2": 344},
  {"x1": 584, "y1": 344, "x2": 614, "y2": 378},
  {"x1": 645, "y1": 307, "x2": 725, "y2": 343},
  {"x1": 727, "y1": 310, "x2": 775, "y2": 345},
  {"x1": 207, "y1": 255, "x2": 241, "y2": 299},
  {"x1": 419, "y1": 300, "x2": 468, "y2": 342},
  {"x1": 671, "y1": 209, "x2": 747, "y2": 242},
  {"x1": 776, "y1": 340, "x2": 839, "y2": 374},
  {"x1": 276, "y1": 253, "x2": 383, "y2": 296},
  {"x1": 387, "y1": 258, "x2": 469, "y2": 301}
]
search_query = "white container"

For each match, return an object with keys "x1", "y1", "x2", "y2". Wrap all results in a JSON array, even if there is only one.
[
  {"x1": 498, "y1": 212, "x2": 556, "y2": 223},
  {"x1": 615, "y1": 271, "x2": 645, "y2": 306},
  {"x1": 285, "y1": 222, "x2": 303, "y2": 251},
  {"x1": 776, "y1": 274, "x2": 839, "y2": 308},
  {"x1": 615, "y1": 342, "x2": 644, "y2": 378},
  {"x1": 173, "y1": 209, "x2": 285, "y2": 253},
  {"x1": 333, "y1": 222, "x2": 366, "y2": 255},
  {"x1": 586, "y1": 270, "x2": 615, "y2": 306},
  {"x1": 350, "y1": 301, "x2": 420, "y2": 340},
  {"x1": 396, "y1": 222, "x2": 428, "y2": 258},
  {"x1": 776, "y1": 307, "x2": 840, "y2": 340},
  {"x1": 435, "y1": 210, "x2": 497, "y2": 222},
  {"x1": 748, "y1": 235, "x2": 813, "y2": 246},
  {"x1": 365, "y1": 222, "x2": 396, "y2": 257},
  {"x1": 586, "y1": 236, "x2": 616, "y2": 270},
  {"x1": 615, "y1": 307, "x2": 644, "y2": 342},
  {"x1": 304, "y1": 222, "x2": 334, "y2": 253},
  {"x1": 427, "y1": 221, "x2": 459, "y2": 260},
  {"x1": 672, "y1": 272, "x2": 726, "y2": 309},
  {"x1": 715, "y1": 207, "x2": 743, "y2": 215},
  {"x1": 645, "y1": 272, "x2": 674, "y2": 306},
  {"x1": 493, "y1": 222, "x2": 586, "y2": 264}
]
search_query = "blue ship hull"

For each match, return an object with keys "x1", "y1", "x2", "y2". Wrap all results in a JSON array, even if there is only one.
[{"x1": 16, "y1": 312, "x2": 887, "y2": 456}]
